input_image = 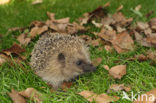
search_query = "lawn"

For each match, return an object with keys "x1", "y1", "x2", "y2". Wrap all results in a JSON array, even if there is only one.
[{"x1": 0, "y1": 0, "x2": 156, "y2": 103}]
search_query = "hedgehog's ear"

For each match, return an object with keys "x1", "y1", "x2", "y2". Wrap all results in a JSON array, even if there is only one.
[{"x1": 58, "y1": 53, "x2": 65, "y2": 63}]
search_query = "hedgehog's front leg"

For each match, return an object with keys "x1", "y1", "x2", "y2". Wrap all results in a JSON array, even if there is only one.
[{"x1": 50, "y1": 80, "x2": 63, "y2": 90}]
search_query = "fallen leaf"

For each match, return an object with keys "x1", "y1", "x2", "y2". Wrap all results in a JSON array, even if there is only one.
[
  {"x1": 135, "y1": 54, "x2": 149, "y2": 61},
  {"x1": 135, "y1": 5, "x2": 142, "y2": 11},
  {"x1": 97, "y1": 28, "x2": 116, "y2": 42},
  {"x1": 107, "y1": 84, "x2": 131, "y2": 93},
  {"x1": 90, "y1": 38, "x2": 103, "y2": 47},
  {"x1": 8, "y1": 89, "x2": 27, "y2": 103},
  {"x1": 146, "y1": 37, "x2": 156, "y2": 45},
  {"x1": 109, "y1": 65, "x2": 126, "y2": 79},
  {"x1": 78, "y1": 90, "x2": 119, "y2": 103},
  {"x1": 116, "y1": 5, "x2": 123, "y2": 12},
  {"x1": 103, "y1": 65, "x2": 109, "y2": 71},
  {"x1": 46, "y1": 12, "x2": 85, "y2": 34},
  {"x1": 17, "y1": 33, "x2": 31, "y2": 46},
  {"x1": 101, "y1": 16, "x2": 115, "y2": 26},
  {"x1": 136, "y1": 22, "x2": 149, "y2": 31},
  {"x1": 30, "y1": 21, "x2": 45, "y2": 27},
  {"x1": 19, "y1": 88, "x2": 42, "y2": 103},
  {"x1": 92, "y1": 57, "x2": 102, "y2": 66},
  {"x1": 29, "y1": 25, "x2": 48, "y2": 39},
  {"x1": 134, "y1": 88, "x2": 156, "y2": 103},
  {"x1": 8, "y1": 27, "x2": 24, "y2": 32},
  {"x1": 32, "y1": 0, "x2": 42, "y2": 5},
  {"x1": 112, "y1": 12, "x2": 133, "y2": 27},
  {"x1": 61, "y1": 82, "x2": 73, "y2": 91},
  {"x1": 150, "y1": 18, "x2": 156, "y2": 30},
  {"x1": 144, "y1": 28, "x2": 152, "y2": 36},
  {"x1": 78, "y1": 13, "x2": 90, "y2": 26},
  {"x1": 104, "y1": 45, "x2": 113, "y2": 52},
  {"x1": 112, "y1": 32, "x2": 134, "y2": 53},
  {"x1": 146, "y1": 50, "x2": 156, "y2": 60},
  {"x1": 78, "y1": 5, "x2": 108, "y2": 25},
  {"x1": 103, "y1": 2, "x2": 110, "y2": 8},
  {"x1": 0, "y1": 54, "x2": 8, "y2": 66},
  {"x1": 92, "y1": 20, "x2": 103, "y2": 28},
  {"x1": 66, "y1": 22, "x2": 86, "y2": 34},
  {"x1": 2, "y1": 43, "x2": 25, "y2": 55}
]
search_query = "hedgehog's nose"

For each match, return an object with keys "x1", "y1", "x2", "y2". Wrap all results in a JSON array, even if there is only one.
[
  {"x1": 90, "y1": 64, "x2": 96, "y2": 72},
  {"x1": 83, "y1": 64, "x2": 96, "y2": 72}
]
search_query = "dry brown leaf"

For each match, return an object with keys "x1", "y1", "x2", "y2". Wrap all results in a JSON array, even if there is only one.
[
  {"x1": 89, "y1": 6, "x2": 108, "y2": 20},
  {"x1": 146, "y1": 50, "x2": 156, "y2": 60},
  {"x1": 29, "y1": 26, "x2": 48, "y2": 39},
  {"x1": 30, "y1": 21, "x2": 45, "y2": 27},
  {"x1": 116, "y1": 26, "x2": 126, "y2": 33},
  {"x1": 78, "y1": 5, "x2": 108, "y2": 25},
  {"x1": 101, "y1": 16, "x2": 115, "y2": 26},
  {"x1": 92, "y1": 57, "x2": 102, "y2": 66},
  {"x1": 17, "y1": 33, "x2": 31, "y2": 46},
  {"x1": 19, "y1": 88, "x2": 42, "y2": 103},
  {"x1": 135, "y1": 54, "x2": 149, "y2": 61},
  {"x1": 47, "y1": 12, "x2": 70, "y2": 23},
  {"x1": 134, "y1": 31, "x2": 152, "y2": 47},
  {"x1": 134, "y1": 88, "x2": 156, "y2": 103},
  {"x1": 104, "y1": 45, "x2": 113, "y2": 52},
  {"x1": 150, "y1": 18, "x2": 156, "y2": 30},
  {"x1": 137, "y1": 22, "x2": 149, "y2": 31},
  {"x1": 92, "y1": 20, "x2": 103, "y2": 28},
  {"x1": 47, "y1": 12, "x2": 55, "y2": 20},
  {"x1": 2, "y1": 43, "x2": 25, "y2": 55},
  {"x1": 8, "y1": 27, "x2": 24, "y2": 32},
  {"x1": 78, "y1": 90, "x2": 119, "y2": 103},
  {"x1": 112, "y1": 12, "x2": 133, "y2": 27},
  {"x1": 0, "y1": 43, "x2": 26, "y2": 68},
  {"x1": 107, "y1": 84, "x2": 131, "y2": 93},
  {"x1": 78, "y1": 13, "x2": 90, "y2": 26},
  {"x1": 109, "y1": 65, "x2": 126, "y2": 79},
  {"x1": 61, "y1": 82, "x2": 73, "y2": 91},
  {"x1": 46, "y1": 13, "x2": 85, "y2": 34},
  {"x1": 149, "y1": 33, "x2": 156, "y2": 38},
  {"x1": 116, "y1": 5, "x2": 123, "y2": 12},
  {"x1": 103, "y1": 65, "x2": 109, "y2": 71},
  {"x1": 66, "y1": 22, "x2": 86, "y2": 34},
  {"x1": 112, "y1": 32, "x2": 134, "y2": 53},
  {"x1": 8, "y1": 89, "x2": 27, "y2": 103},
  {"x1": 146, "y1": 37, "x2": 156, "y2": 45},
  {"x1": 112, "y1": 12, "x2": 126, "y2": 23},
  {"x1": 97, "y1": 28, "x2": 116, "y2": 42},
  {"x1": 144, "y1": 28, "x2": 152, "y2": 36},
  {"x1": 135, "y1": 5, "x2": 142, "y2": 11},
  {"x1": 134, "y1": 31, "x2": 156, "y2": 47},
  {"x1": 0, "y1": 54, "x2": 8, "y2": 66},
  {"x1": 103, "y1": 2, "x2": 110, "y2": 8}
]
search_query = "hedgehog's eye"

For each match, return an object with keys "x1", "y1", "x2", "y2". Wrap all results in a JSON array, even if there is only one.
[
  {"x1": 76, "y1": 60, "x2": 82, "y2": 65},
  {"x1": 58, "y1": 53, "x2": 65, "y2": 63}
]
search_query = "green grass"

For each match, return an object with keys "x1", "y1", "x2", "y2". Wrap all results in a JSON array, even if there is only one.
[{"x1": 0, "y1": 0, "x2": 156, "y2": 103}]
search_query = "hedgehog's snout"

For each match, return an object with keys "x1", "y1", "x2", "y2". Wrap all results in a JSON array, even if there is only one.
[{"x1": 82, "y1": 63, "x2": 96, "y2": 73}]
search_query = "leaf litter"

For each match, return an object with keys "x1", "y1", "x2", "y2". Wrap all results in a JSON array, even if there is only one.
[
  {"x1": 8, "y1": 88, "x2": 42, "y2": 103},
  {"x1": 1, "y1": 2, "x2": 156, "y2": 103}
]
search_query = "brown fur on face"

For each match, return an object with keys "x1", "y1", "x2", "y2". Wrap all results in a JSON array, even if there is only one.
[{"x1": 31, "y1": 33, "x2": 96, "y2": 89}]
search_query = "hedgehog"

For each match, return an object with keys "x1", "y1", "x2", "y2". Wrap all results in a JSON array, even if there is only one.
[{"x1": 30, "y1": 32, "x2": 96, "y2": 90}]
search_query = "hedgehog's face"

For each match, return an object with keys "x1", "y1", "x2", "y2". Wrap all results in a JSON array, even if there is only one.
[{"x1": 57, "y1": 49, "x2": 96, "y2": 78}]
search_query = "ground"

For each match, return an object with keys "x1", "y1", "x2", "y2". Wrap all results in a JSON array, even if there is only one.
[{"x1": 0, "y1": 0, "x2": 156, "y2": 103}]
